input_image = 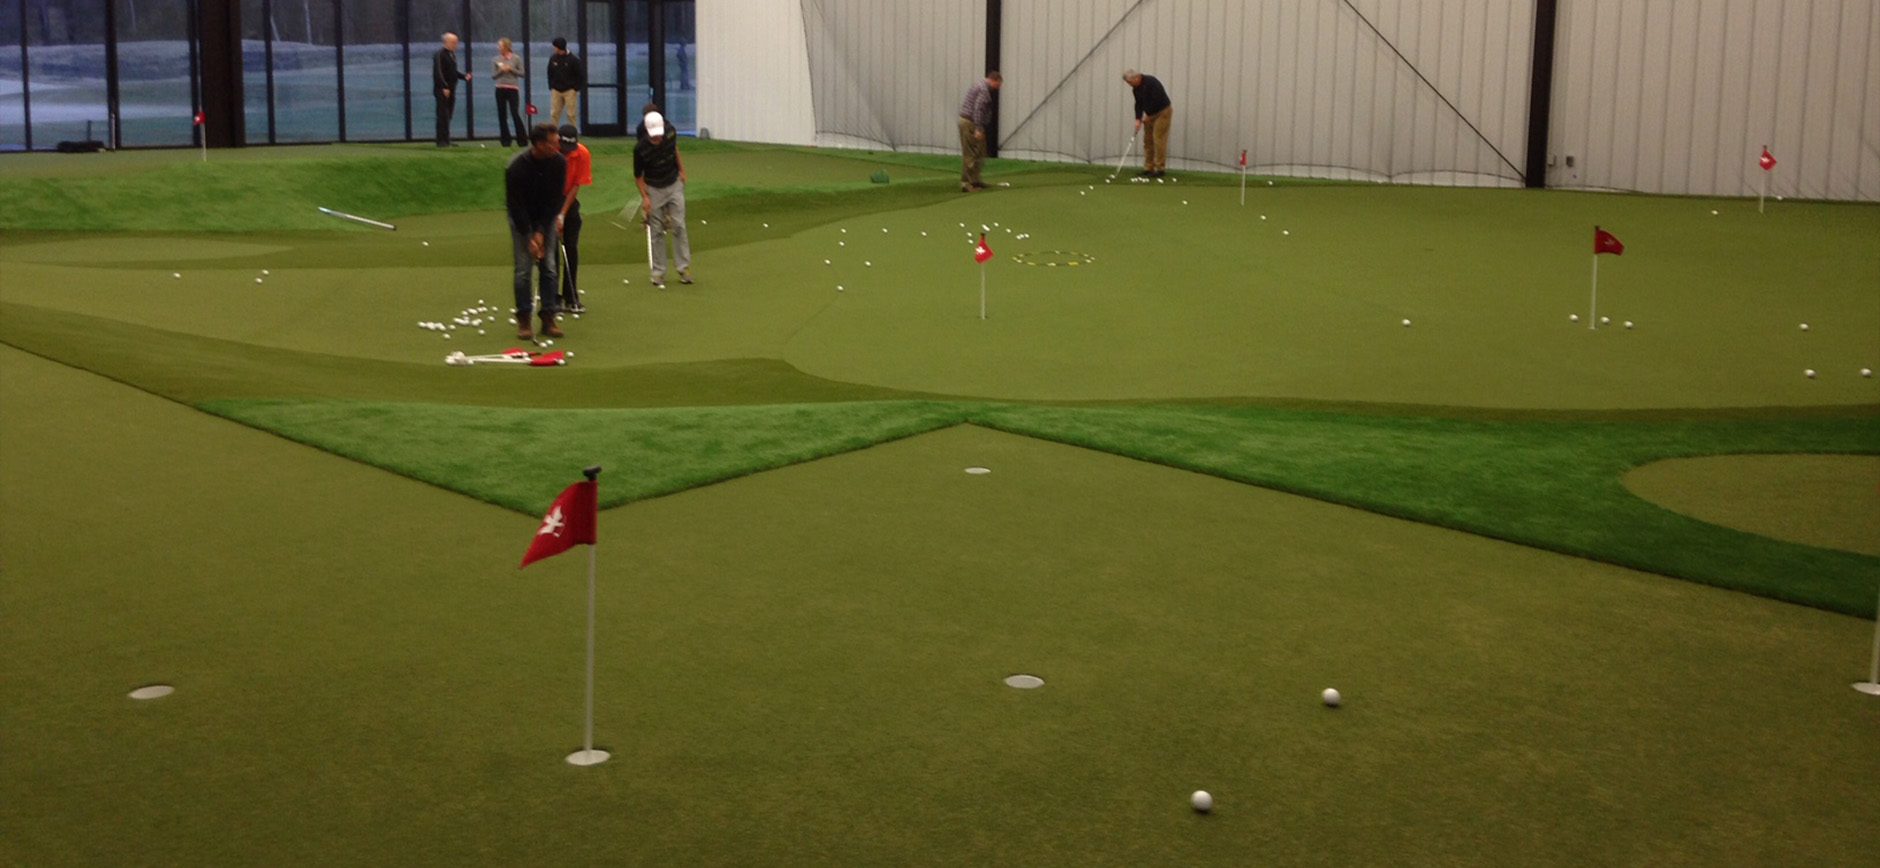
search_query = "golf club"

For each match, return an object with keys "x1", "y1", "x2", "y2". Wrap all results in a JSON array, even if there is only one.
[{"x1": 1109, "y1": 130, "x2": 1138, "y2": 180}]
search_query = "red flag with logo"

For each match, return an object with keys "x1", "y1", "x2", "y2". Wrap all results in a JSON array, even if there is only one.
[
  {"x1": 973, "y1": 234, "x2": 993, "y2": 264},
  {"x1": 193, "y1": 111, "x2": 205, "y2": 126},
  {"x1": 1593, "y1": 226, "x2": 1624, "y2": 256},
  {"x1": 1759, "y1": 147, "x2": 1776, "y2": 171},
  {"x1": 519, "y1": 480, "x2": 598, "y2": 568},
  {"x1": 1239, "y1": 149, "x2": 1247, "y2": 167}
]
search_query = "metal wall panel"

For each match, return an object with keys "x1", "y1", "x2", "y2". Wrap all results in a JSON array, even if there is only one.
[
  {"x1": 1550, "y1": 0, "x2": 1879, "y2": 200},
  {"x1": 997, "y1": 0, "x2": 1534, "y2": 187},
  {"x1": 799, "y1": 0, "x2": 982, "y2": 152},
  {"x1": 697, "y1": 0, "x2": 814, "y2": 144}
]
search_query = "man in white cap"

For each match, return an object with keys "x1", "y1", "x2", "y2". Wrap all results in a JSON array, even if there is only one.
[{"x1": 634, "y1": 111, "x2": 691, "y2": 287}]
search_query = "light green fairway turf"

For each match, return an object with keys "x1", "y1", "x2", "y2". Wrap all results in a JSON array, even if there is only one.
[{"x1": 4, "y1": 347, "x2": 1878, "y2": 868}]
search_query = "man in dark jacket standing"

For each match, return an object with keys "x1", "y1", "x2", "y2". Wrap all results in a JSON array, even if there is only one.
[
  {"x1": 1123, "y1": 69, "x2": 1172, "y2": 177},
  {"x1": 506, "y1": 124, "x2": 568, "y2": 340},
  {"x1": 547, "y1": 37, "x2": 586, "y2": 129},
  {"x1": 433, "y1": 32, "x2": 471, "y2": 147}
]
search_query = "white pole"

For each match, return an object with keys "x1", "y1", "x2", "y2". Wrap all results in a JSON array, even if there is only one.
[
  {"x1": 1589, "y1": 255, "x2": 1598, "y2": 330},
  {"x1": 200, "y1": 136, "x2": 206, "y2": 163},
  {"x1": 566, "y1": 543, "x2": 611, "y2": 764},
  {"x1": 1239, "y1": 163, "x2": 1246, "y2": 206},
  {"x1": 1759, "y1": 169, "x2": 1767, "y2": 214},
  {"x1": 979, "y1": 264, "x2": 986, "y2": 320},
  {"x1": 1857, "y1": 581, "x2": 1880, "y2": 695}
]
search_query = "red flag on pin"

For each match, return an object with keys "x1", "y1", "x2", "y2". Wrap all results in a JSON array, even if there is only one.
[
  {"x1": 1239, "y1": 149, "x2": 1247, "y2": 167},
  {"x1": 1594, "y1": 226, "x2": 1624, "y2": 256},
  {"x1": 519, "y1": 480, "x2": 597, "y2": 568},
  {"x1": 193, "y1": 111, "x2": 205, "y2": 126},
  {"x1": 526, "y1": 103, "x2": 538, "y2": 116},
  {"x1": 1759, "y1": 147, "x2": 1776, "y2": 171},
  {"x1": 973, "y1": 234, "x2": 993, "y2": 264}
]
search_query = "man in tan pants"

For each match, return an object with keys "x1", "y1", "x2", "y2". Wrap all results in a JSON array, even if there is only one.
[
  {"x1": 1124, "y1": 69, "x2": 1172, "y2": 177},
  {"x1": 957, "y1": 71, "x2": 1002, "y2": 192}
]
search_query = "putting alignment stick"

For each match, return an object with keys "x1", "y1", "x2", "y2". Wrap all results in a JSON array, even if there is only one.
[{"x1": 317, "y1": 207, "x2": 396, "y2": 230}]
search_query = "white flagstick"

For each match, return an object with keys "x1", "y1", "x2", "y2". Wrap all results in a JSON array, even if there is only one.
[
  {"x1": 979, "y1": 262, "x2": 987, "y2": 320},
  {"x1": 1239, "y1": 151, "x2": 1247, "y2": 206},
  {"x1": 1759, "y1": 166, "x2": 1768, "y2": 214},
  {"x1": 566, "y1": 466, "x2": 610, "y2": 766},
  {"x1": 1857, "y1": 580, "x2": 1880, "y2": 695},
  {"x1": 1589, "y1": 254, "x2": 1599, "y2": 330}
]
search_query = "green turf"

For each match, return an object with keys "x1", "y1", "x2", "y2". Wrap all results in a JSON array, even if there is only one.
[{"x1": 5, "y1": 349, "x2": 1877, "y2": 867}]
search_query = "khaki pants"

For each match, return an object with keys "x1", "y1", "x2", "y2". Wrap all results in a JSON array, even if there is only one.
[
  {"x1": 1142, "y1": 106, "x2": 1172, "y2": 172},
  {"x1": 958, "y1": 116, "x2": 986, "y2": 189},
  {"x1": 550, "y1": 89, "x2": 580, "y2": 128}
]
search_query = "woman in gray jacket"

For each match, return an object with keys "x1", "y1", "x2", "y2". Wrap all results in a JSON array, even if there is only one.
[{"x1": 492, "y1": 38, "x2": 527, "y2": 147}]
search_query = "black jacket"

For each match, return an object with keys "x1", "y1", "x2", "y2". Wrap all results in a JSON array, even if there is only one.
[
  {"x1": 432, "y1": 48, "x2": 466, "y2": 93},
  {"x1": 506, "y1": 149, "x2": 567, "y2": 235},
  {"x1": 1131, "y1": 74, "x2": 1171, "y2": 118},
  {"x1": 547, "y1": 52, "x2": 585, "y2": 91}
]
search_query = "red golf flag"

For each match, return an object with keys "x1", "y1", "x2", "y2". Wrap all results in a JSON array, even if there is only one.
[
  {"x1": 520, "y1": 480, "x2": 598, "y2": 568},
  {"x1": 973, "y1": 234, "x2": 993, "y2": 264},
  {"x1": 1594, "y1": 226, "x2": 1624, "y2": 256},
  {"x1": 193, "y1": 110, "x2": 205, "y2": 126},
  {"x1": 1759, "y1": 147, "x2": 1776, "y2": 171},
  {"x1": 1239, "y1": 149, "x2": 1247, "y2": 167}
]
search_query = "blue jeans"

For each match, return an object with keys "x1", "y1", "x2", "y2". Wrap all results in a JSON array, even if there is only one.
[{"x1": 511, "y1": 222, "x2": 561, "y2": 319}]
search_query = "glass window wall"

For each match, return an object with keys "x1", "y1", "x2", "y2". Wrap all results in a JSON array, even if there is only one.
[
  {"x1": 115, "y1": 0, "x2": 197, "y2": 146},
  {"x1": 342, "y1": 0, "x2": 404, "y2": 140},
  {"x1": 27, "y1": 0, "x2": 109, "y2": 147}
]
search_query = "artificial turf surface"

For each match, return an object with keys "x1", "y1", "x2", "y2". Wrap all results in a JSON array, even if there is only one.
[{"x1": 2, "y1": 140, "x2": 1878, "y2": 866}]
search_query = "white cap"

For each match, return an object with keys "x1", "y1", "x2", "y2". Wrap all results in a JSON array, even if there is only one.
[{"x1": 644, "y1": 111, "x2": 666, "y2": 137}]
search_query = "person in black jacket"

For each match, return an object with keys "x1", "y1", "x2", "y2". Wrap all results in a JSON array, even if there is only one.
[
  {"x1": 433, "y1": 33, "x2": 472, "y2": 147},
  {"x1": 547, "y1": 37, "x2": 586, "y2": 129},
  {"x1": 1123, "y1": 69, "x2": 1172, "y2": 177},
  {"x1": 506, "y1": 124, "x2": 568, "y2": 340}
]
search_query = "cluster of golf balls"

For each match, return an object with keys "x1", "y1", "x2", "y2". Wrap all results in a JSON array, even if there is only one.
[{"x1": 418, "y1": 299, "x2": 505, "y2": 337}]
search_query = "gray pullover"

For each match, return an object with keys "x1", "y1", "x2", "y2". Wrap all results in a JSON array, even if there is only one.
[{"x1": 491, "y1": 53, "x2": 523, "y2": 88}]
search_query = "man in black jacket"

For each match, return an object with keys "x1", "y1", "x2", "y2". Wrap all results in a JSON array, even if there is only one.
[
  {"x1": 547, "y1": 37, "x2": 586, "y2": 129},
  {"x1": 433, "y1": 32, "x2": 471, "y2": 147},
  {"x1": 1123, "y1": 69, "x2": 1172, "y2": 177},
  {"x1": 506, "y1": 124, "x2": 568, "y2": 340}
]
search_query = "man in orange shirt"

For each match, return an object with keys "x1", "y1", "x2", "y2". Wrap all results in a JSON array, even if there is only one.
[{"x1": 555, "y1": 123, "x2": 592, "y2": 313}]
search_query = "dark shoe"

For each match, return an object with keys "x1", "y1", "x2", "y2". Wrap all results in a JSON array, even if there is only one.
[
  {"x1": 564, "y1": 301, "x2": 586, "y2": 314},
  {"x1": 1152, "y1": 170, "x2": 1167, "y2": 178},
  {"x1": 678, "y1": 268, "x2": 693, "y2": 285},
  {"x1": 961, "y1": 184, "x2": 975, "y2": 193},
  {"x1": 516, "y1": 311, "x2": 534, "y2": 340},
  {"x1": 971, "y1": 183, "x2": 990, "y2": 191},
  {"x1": 649, "y1": 273, "x2": 665, "y2": 288},
  {"x1": 1136, "y1": 169, "x2": 1152, "y2": 177},
  {"x1": 539, "y1": 312, "x2": 565, "y2": 339}
]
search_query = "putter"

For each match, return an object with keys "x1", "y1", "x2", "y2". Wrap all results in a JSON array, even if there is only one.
[
  {"x1": 557, "y1": 241, "x2": 579, "y2": 309},
  {"x1": 1109, "y1": 131, "x2": 1138, "y2": 180}
]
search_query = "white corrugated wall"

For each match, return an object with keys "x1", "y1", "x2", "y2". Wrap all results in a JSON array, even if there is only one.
[
  {"x1": 1549, "y1": 0, "x2": 1880, "y2": 200},
  {"x1": 697, "y1": 0, "x2": 815, "y2": 144}
]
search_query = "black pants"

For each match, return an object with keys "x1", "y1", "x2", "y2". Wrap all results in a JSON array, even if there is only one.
[
  {"x1": 559, "y1": 200, "x2": 583, "y2": 306},
  {"x1": 495, "y1": 88, "x2": 525, "y2": 146},
  {"x1": 434, "y1": 89, "x2": 456, "y2": 146}
]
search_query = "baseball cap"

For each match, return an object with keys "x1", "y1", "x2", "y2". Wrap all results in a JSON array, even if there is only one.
[
  {"x1": 558, "y1": 124, "x2": 578, "y2": 150},
  {"x1": 552, "y1": 37, "x2": 567, "y2": 50},
  {"x1": 644, "y1": 111, "x2": 666, "y2": 138}
]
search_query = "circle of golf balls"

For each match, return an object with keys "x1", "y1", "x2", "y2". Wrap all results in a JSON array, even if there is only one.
[
  {"x1": 1322, "y1": 688, "x2": 1341, "y2": 707},
  {"x1": 1191, "y1": 791, "x2": 1213, "y2": 813}
]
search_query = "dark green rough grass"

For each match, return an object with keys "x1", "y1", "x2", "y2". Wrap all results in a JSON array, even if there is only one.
[
  {"x1": 971, "y1": 404, "x2": 1880, "y2": 616},
  {"x1": 198, "y1": 398, "x2": 976, "y2": 513}
]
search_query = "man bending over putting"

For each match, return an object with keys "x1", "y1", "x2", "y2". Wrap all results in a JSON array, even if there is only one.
[{"x1": 506, "y1": 123, "x2": 567, "y2": 339}]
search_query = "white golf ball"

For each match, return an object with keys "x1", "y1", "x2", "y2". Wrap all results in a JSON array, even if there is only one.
[
  {"x1": 1624, "y1": 321, "x2": 1634, "y2": 329},
  {"x1": 422, "y1": 241, "x2": 430, "y2": 247},
  {"x1": 882, "y1": 227, "x2": 888, "y2": 233},
  {"x1": 1282, "y1": 230, "x2": 1290, "y2": 236},
  {"x1": 1081, "y1": 191, "x2": 1086, "y2": 196},
  {"x1": 1182, "y1": 200, "x2": 1188, "y2": 205},
  {"x1": 1569, "y1": 314, "x2": 1580, "y2": 322},
  {"x1": 255, "y1": 277, "x2": 263, "y2": 283},
  {"x1": 1402, "y1": 319, "x2": 1412, "y2": 327},
  {"x1": 477, "y1": 329, "x2": 485, "y2": 335},
  {"x1": 261, "y1": 269, "x2": 270, "y2": 275},
  {"x1": 1322, "y1": 688, "x2": 1342, "y2": 707},
  {"x1": 839, "y1": 241, "x2": 845, "y2": 247},
  {"x1": 701, "y1": 220, "x2": 708, "y2": 225},
  {"x1": 762, "y1": 222, "x2": 769, "y2": 228},
  {"x1": 865, "y1": 261, "x2": 872, "y2": 267},
  {"x1": 1804, "y1": 369, "x2": 1816, "y2": 378},
  {"x1": 1799, "y1": 323, "x2": 1810, "y2": 331},
  {"x1": 1711, "y1": 210, "x2": 1719, "y2": 215},
  {"x1": 172, "y1": 272, "x2": 181, "y2": 278},
  {"x1": 921, "y1": 231, "x2": 927, "y2": 237},
  {"x1": 824, "y1": 259, "x2": 831, "y2": 265},
  {"x1": 1105, "y1": 179, "x2": 1111, "y2": 184},
  {"x1": 1260, "y1": 215, "x2": 1267, "y2": 220},
  {"x1": 836, "y1": 285, "x2": 844, "y2": 291},
  {"x1": 1600, "y1": 316, "x2": 1611, "y2": 324},
  {"x1": 623, "y1": 278, "x2": 630, "y2": 284},
  {"x1": 1776, "y1": 195, "x2": 1784, "y2": 201},
  {"x1": 1190, "y1": 791, "x2": 1213, "y2": 813},
  {"x1": 1861, "y1": 368, "x2": 1873, "y2": 377},
  {"x1": 443, "y1": 333, "x2": 451, "y2": 339}
]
